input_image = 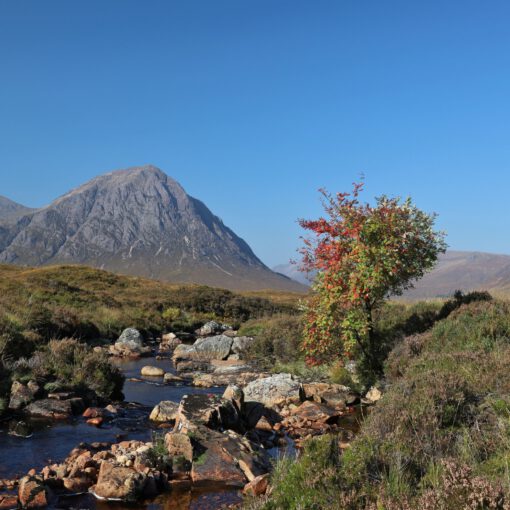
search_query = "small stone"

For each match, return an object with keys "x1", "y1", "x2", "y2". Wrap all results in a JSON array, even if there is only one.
[{"x1": 242, "y1": 473, "x2": 269, "y2": 496}]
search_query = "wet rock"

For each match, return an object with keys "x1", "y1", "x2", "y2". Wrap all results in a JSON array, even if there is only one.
[
  {"x1": 18, "y1": 476, "x2": 48, "y2": 508},
  {"x1": 163, "y1": 373, "x2": 185, "y2": 384},
  {"x1": 82, "y1": 407, "x2": 103, "y2": 418},
  {"x1": 92, "y1": 461, "x2": 147, "y2": 501},
  {"x1": 63, "y1": 477, "x2": 92, "y2": 493},
  {"x1": 9, "y1": 380, "x2": 39, "y2": 410},
  {"x1": 243, "y1": 473, "x2": 269, "y2": 496},
  {"x1": 140, "y1": 366, "x2": 165, "y2": 377},
  {"x1": 86, "y1": 417, "x2": 103, "y2": 427},
  {"x1": 8, "y1": 420, "x2": 33, "y2": 438},
  {"x1": 159, "y1": 334, "x2": 182, "y2": 352},
  {"x1": 243, "y1": 373, "x2": 303, "y2": 407},
  {"x1": 190, "y1": 427, "x2": 270, "y2": 488},
  {"x1": 149, "y1": 401, "x2": 179, "y2": 422},
  {"x1": 0, "y1": 494, "x2": 18, "y2": 509},
  {"x1": 24, "y1": 398, "x2": 83, "y2": 419}
]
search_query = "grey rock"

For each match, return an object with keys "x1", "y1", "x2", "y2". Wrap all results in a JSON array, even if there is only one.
[
  {"x1": 149, "y1": 401, "x2": 179, "y2": 422},
  {"x1": 243, "y1": 373, "x2": 303, "y2": 407},
  {"x1": 116, "y1": 328, "x2": 144, "y2": 350},
  {"x1": 232, "y1": 336, "x2": 254, "y2": 354}
]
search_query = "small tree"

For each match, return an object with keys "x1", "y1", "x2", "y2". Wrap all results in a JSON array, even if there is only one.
[{"x1": 299, "y1": 182, "x2": 446, "y2": 373}]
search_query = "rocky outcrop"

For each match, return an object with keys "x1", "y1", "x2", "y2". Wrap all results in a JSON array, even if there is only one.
[{"x1": 243, "y1": 373, "x2": 303, "y2": 407}]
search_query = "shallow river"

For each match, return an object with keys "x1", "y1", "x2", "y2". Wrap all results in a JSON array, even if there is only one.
[{"x1": 0, "y1": 356, "x2": 239, "y2": 509}]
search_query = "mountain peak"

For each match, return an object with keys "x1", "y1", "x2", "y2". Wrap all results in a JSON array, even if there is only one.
[{"x1": 0, "y1": 166, "x2": 306, "y2": 292}]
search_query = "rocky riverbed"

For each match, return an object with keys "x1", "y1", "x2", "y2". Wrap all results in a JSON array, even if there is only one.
[{"x1": 0, "y1": 323, "x2": 371, "y2": 509}]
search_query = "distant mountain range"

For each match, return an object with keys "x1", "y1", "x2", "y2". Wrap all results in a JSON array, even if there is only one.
[
  {"x1": 274, "y1": 250, "x2": 510, "y2": 299},
  {"x1": 0, "y1": 165, "x2": 306, "y2": 292}
]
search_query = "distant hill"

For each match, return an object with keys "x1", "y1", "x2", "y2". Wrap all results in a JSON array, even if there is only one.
[
  {"x1": 275, "y1": 250, "x2": 510, "y2": 299},
  {"x1": 0, "y1": 165, "x2": 306, "y2": 292}
]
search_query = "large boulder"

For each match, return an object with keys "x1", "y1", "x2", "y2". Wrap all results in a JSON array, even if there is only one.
[
  {"x1": 110, "y1": 328, "x2": 150, "y2": 357},
  {"x1": 92, "y1": 461, "x2": 147, "y2": 501},
  {"x1": 172, "y1": 335, "x2": 234, "y2": 364},
  {"x1": 243, "y1": 373, "x2": 303, "y2": 407},
  {"x1": 24, "y1": 398, "x2": 84, "y2": 419},
  {"x1": 149, "y1": 401, "x2": 179, "y2": 422},
  {"x1": 174, "y1": 394, "x2": 241, "y2": 433}
]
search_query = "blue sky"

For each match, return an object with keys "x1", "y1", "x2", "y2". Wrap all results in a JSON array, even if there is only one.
[{"x1": 1, "y1": 1, "x2": 510, "y2": 267}]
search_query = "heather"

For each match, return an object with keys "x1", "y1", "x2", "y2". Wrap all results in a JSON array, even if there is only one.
[{"x1": 250, "y1": 294, "x2": 510, "y2": 509}]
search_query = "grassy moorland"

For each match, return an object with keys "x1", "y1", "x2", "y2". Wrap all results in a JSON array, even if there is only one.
[
  {"x1": 247, "y1": 292, "x2": 510, "y2": 509},
  {"x1": 0, "y1": 264, "x2": 301, "y2": 413}
]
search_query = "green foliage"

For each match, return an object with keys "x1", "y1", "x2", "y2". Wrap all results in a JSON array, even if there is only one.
[
  {"x1": 255, "y1": 436, "x2": 341, "y2": 510},
  {"x1": 298, "y1": 183, "x2": 446, "y2": 374},
  {"x1": 243, "y1": 315, "x2": 303, "y2": 368}
]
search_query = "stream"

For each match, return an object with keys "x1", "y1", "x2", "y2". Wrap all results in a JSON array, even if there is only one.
[{"x1": 0, "y1": 356, "x2": 239, "y2": 509}]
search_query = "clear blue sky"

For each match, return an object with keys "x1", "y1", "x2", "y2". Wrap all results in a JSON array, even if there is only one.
[{"x1": 1, "y1": 1, "x2": 510, "y2": 267}]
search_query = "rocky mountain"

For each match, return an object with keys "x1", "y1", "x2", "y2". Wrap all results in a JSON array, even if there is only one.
[
  {"x1": 275, "y1": 250, "x2": 510, "y2": 299},
  {"x1": 0, "y1": 166, "x2": 306, "y2": 292},
  {"x1": 0, "y1": 196, "x2": 33, "y2": 220}
]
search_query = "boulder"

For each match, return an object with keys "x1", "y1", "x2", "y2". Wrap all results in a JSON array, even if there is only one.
[
  {"x1": 243, "y1": 373, "x2": 303, "y2": 407},
  {"x1": 302, "y1": 382, "x2": 356, "y2": 408},
  {"x1": 188, "y1": 427, "x2": 269, "y2": 488},
  {"x1": 173, "y1": 335, "x2": 233, "y2": 363},
  {"x1": 24, "y1": 398, "x2": 83, "y2": 419},
  {"x1": 231, "y1": 336, "x2": 254, "y2": 355},
  {"x1": 92, "y1": 461, "x2": 147, "y2": 501},
  {"x1": 149, "y1": 401, "x2": 179, "y2": 422},
  {"x1": 9, "y1": 380, "x2": 39, "y2": 410},
  {"x1": 140, "y1": 366, "x2": 165, "y2": 377},
  {"x1": 196, "y1": 321, "x2": 222, "y2": 336},
  {"x1": 290, "y1": 400, "x2": 340, "y2": 423},
  {"x1": 164, "y1": 432, "x2": 193, "y2": 461},
  {"x1": 163, "y1": 373, "x2": 185, "y2": 384},
  {"x1": 110, "y1": 328, "x2": 150, "y2": 357},
  {"x1": 18, "y1": 476, "x2": 48, "y2": 508},
  {"x1": 174, "y1": 394, "x2": 241, "y2": 433}
]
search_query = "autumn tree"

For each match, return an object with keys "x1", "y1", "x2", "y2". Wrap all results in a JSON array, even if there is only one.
[{"x1": 299, "y1": 182, "x2": 446, "y2": 373}]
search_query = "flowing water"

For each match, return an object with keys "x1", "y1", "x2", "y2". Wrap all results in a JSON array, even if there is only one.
[{"x1": 0, "y1": 356, "x2": 238, "y2": 508}]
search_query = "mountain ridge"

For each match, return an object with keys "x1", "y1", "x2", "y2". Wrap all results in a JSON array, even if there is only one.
[
  {"x1": 0, "y1": 165, "x2": 306, "y2": 292},
  {"x1": 274, "y1": 250, "x2": 510, "y2": 299}
]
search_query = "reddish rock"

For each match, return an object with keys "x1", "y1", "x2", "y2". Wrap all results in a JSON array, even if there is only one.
[
  {"x1": 18, "y1": 476, "x2": 48, "y2": 508},
  {"x1": 86, "y1": 417, "x2": 103, "y2": 427},
  {"x1": 93, "y1": 461, "x2": 147, "y2": 501},
  {"x1": 82, "y1": 407, "x2": 103, "y2": 418},
  {"x1": 0, "y1": 494, "x2": 17, "y2": 510},
  {"x1": 243, "y1": 473, "x2": 269, "y2": 496},
  {"x1": 63, "y1": 477, "x2": 91, "y2": 493},
  {"x1": 165, "y1": 433, "x2": 193, "y2": 462},
  {"x1": 291, "y1": 400, "x2": 339, "y2": 424},
  {"x1": 255, "y1": 415, "x2": 273, "y2": 432}
]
